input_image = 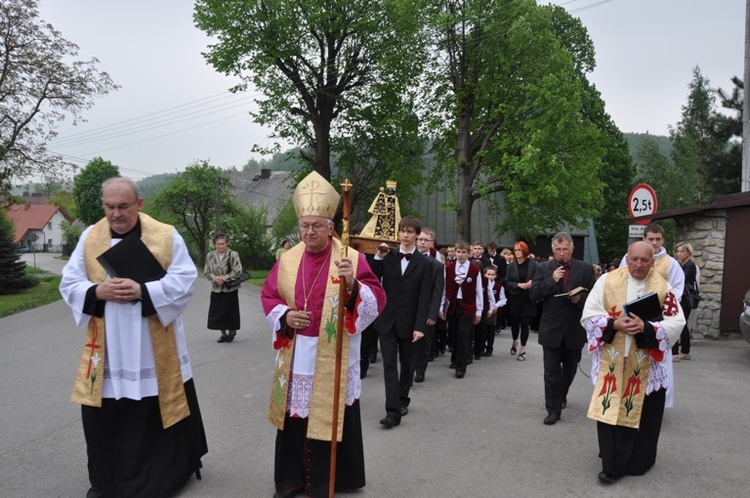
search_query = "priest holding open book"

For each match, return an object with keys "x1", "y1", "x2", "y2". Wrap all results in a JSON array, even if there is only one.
[
  {"x1": 60, "y1": 177, "x2": 207, "y2": 497},
  {"x1": 581, "y1": 241, "x2": 685, "y2": 484}
]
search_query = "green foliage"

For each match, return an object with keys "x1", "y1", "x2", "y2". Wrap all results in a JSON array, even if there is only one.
[
  {"x1": 712, "y1": 76, "x2": 743, "y2": 195},
  {"x1": 0, "y1": 271, "x2": 60, "y2": 318},
  {"x1": 271, "y1": 201, "x2": 300, "y2": 248},
  {"x1": 634, "y1": 136, "x2": 693, "y2": 211},
  {"x1": 221, "y1": 203, "x2": 275, "y2": 270},
  {"x1": 148, "y1": 160, "x2": 236, "y2": 265},
  {"x1": 137, "y1": 173, "x2": 179, "y2": 199},
  {"x1": 423, "y1": 0, "x2": 605, "y2": 240},
  {"x1": 0, "y1": 211, "x2": 34, "y2": 294},
  {"x1": 60, "y1": 220, "x2": 83, "y2": 256},
  {"x1": 194, "y1": 0, "x2": 425, "y2": 181},
  {"x1": 0, "y1": 0, "x2": 118, "y2": 196},
  {"x1": 72, "y1": 158, "x2": 120, "y2": 225}
]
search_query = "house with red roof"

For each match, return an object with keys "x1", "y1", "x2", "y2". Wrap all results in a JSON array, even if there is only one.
[{"x1": 5, "y1": 204, "x2": 73, "y2": 252}]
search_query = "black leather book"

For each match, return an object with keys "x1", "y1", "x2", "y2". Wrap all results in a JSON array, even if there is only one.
[
  {"x1": 96, "y1": 232, "x2": 166, "y2": 283},
  {"x1": 623, "y1": 292, "x2": 663, "y2": 322}
]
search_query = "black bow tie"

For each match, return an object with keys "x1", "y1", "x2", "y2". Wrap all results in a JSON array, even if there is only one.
[{"x1": 398, "y1": 252, "x2": 412, "y2": 261}]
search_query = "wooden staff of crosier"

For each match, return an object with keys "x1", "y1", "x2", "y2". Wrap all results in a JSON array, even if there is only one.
[{"x1": 329, "y1": 178, "x2": 352, "y2": 498}]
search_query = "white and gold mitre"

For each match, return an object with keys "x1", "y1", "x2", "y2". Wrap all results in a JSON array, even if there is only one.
[{"x1": 292, "y1": 171, "x2": 340, "y2": 219}]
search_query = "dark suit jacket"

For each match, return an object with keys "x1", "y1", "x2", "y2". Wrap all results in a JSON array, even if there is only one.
[
  {"x1": 423, "y1": 254, "x2": 445, "y2": 322},
  {"x1": 529, "y1": 259, "x2": 596, "y2": 349},
  {"x1": 371, "y1": 248, "x2": 432, "y2": 339},
  {"x1": 481, "y1": 253, "x2": 507, "y2": 281}
]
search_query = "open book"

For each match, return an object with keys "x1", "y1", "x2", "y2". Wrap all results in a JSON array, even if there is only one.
[{"x1": 554, "y1": 286, "x2": 588, "y2": 298}]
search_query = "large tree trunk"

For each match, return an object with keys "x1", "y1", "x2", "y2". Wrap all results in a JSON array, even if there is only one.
[
  {"x1": 312, "y1": 106, "x2": 333, "y2": 181},
  {"x1": 456, "y1": 113, "x2": 474, "y2": 241}
]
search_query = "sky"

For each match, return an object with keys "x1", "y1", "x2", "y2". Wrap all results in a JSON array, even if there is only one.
[{"x1": 34, "y1": 0, "x2": 746, "y2": 181}]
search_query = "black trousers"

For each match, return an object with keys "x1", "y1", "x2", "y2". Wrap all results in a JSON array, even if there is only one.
[
  {"x1": 671, "y1": 306, "x2": 692, "y2": 354},
  {"x1": 274, "y1": 401, "x2": 365, "y2": 498},
  {"x1": 359, "y1": 324, "x2": 378, "y2": 376},
  {"x1": 542, "y1": 344, "x2": 582, "y2": 416},
  {"x1": 449, "y1": 306, "x2": 472, "y2": 374},
  {"x1": 379, "y1": 327, "x2": 415, "y2": 418},
  {"x1": 597, "y1": 389, "x2": 666, "y2": 477},
  {"x1": 510, "y1": 315, "x2": 532, "y2": 346},
  {"x1": 414, "y1": 323, "x2": 435, "y2": 377},
  {"x1": 473, "y1": 315, "x2": 486, "y2": 358}
]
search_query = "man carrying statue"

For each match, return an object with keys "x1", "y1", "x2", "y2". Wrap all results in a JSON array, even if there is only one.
[{"x1": 260, "y1": 171, "x2": 387, "y2": 498}]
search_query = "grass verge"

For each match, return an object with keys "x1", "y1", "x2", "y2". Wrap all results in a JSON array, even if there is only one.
[{"x1": 0, "y1": 268, "x2": 62, "y2": 318}]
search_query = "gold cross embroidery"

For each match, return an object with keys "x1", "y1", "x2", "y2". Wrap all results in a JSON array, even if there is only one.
[{"x1": 298, "y1": 179, "x2": 326, "y2": 213}]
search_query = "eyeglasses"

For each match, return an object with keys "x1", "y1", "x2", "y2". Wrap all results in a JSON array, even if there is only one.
[
  {"x1": 103, "y1": 202, "x2": 137, "y2": 212},
  {"x1": 299, "y1": 223, "x2": 328, "y2": 232}
]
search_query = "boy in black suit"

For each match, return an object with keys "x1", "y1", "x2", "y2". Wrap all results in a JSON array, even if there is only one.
[{"x1": 371, "y1": 216, "x2": 432, "y2": 428}]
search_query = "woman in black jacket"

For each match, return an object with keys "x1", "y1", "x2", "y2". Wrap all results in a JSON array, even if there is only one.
[
  {"x1": 504, "y1": 242, "x2": 538, "y2": 361},
  {"x1": 673, "y1": 241, "x2": 699, "y2": 361}
]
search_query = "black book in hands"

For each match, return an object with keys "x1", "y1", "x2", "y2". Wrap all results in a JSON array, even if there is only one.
[
  {"x1": 96, "y1": 232, "x2": 167, "y2": 283},
  {"x1": 623, "y1": 292, "x2": 663, "y2": 322}
]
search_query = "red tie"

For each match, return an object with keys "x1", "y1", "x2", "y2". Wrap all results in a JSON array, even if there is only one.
[{"x1": 399, "y1": 252, "x2": 412, "y2": 261}]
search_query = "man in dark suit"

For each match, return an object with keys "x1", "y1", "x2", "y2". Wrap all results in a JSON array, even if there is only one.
[
  {"x1": 530, "y1": 232, "x2": 596, "y2": 426},
  {"x1": 371, "y1": 216, "x2": 433, "y2": 428},
  {"x1": 481, "y1": 241, "x2": 507, "y2": 283},
  {"x1": 414, "y1": 228, "x2": 445, "y2": 383}
]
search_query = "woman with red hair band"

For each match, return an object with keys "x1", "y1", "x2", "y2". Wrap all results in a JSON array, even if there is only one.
[{"x1": 503, "y1": 242, "x2": 538, "y2": 361}]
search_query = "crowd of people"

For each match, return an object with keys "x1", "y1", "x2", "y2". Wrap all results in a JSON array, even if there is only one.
[{"x1": 57, "y1": 172, "x2": 700, "y2": 497}]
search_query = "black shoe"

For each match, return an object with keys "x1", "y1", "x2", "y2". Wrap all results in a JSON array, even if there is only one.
[
  {"x1": 380, "y1": 415, "x2": 400, "y2": 428},
  {"x1": 474, "y1": 354, "x2": 482, "y2": 360},
  {"x1": 561, "y1": 399, "x2": 567, "y2": 409},
  {"x1": 449, "y1": 363, "x2": 456, "y2": 369},
  {"x1": 455, "y1": 371, "x2": 465, "y2": 379},
  {"x1": 400, "y1": 405, "x2": 409, "y2": 416},
  {"x1": 543, "y1": 413, "x2": 561, "y2": 425},
  {"x1": 369, "y1": 354, "x2": 377, "y2": 363},
  {"x1": 482, "y1": 350, "x2": 492, "y2": 357},
  {"x1": 226, "y1": 331, "x2": 236, "y2": 343},
  {"x1": 597, "y1": 471, "x2": 618, "y2": 484},
  {"x1": 414, "y1": 373, "x2": 425, "y2": 383},
  {"x1": 466, "y1": 358, "x2": 473, "y2": 365},
  {"x1": 360, "y1": 369, "x2": 368, "y2": 379},
  {"x1": 217, "y1": 336, "x2": 227, "y2": 343},
  {"x1": 273, "y1": 486, "x2": 304, "y2": 498}
]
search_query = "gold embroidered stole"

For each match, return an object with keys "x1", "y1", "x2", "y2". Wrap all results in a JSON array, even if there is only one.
[
  {"x1": 268, "y1": 238, "x2": 359, "y2": 442},
  {"x1": 72, "y1": 213, "x2": 189, "y2": 429},
  {"x1": 654, "y1": 254, "x2": 670, "y2": 281},
  {"x1": 587, "y1": 267, "x2": 667, "y2": 429}
]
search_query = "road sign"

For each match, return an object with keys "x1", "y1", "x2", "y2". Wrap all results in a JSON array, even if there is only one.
[
  {"x1": 627, "y1": 183, "x2": 657, "y2": 225},
  {"x1": 629, "y1": 224, "x2": 645, "y2": 238}
]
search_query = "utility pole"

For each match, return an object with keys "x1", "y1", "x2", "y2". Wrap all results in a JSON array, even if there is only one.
[{"x1": 743, "y1": 0, "x2": 750, "y2": 191}]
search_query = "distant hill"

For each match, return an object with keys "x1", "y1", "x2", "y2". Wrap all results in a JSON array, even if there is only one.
[{"x1": 623, "y1": 132, "x2": 673, "y2": 161}]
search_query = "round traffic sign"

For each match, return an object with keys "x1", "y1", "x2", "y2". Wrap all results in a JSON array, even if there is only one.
[{"x1": 628, "y1": 183, "x2": 657, "y2": 225}]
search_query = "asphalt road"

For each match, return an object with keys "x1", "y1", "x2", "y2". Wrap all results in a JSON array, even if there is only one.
[{"x1": 2, "y1": 253, "x2": 749, "y2": 497}]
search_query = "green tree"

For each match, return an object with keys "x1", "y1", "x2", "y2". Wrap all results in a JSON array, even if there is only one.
[
  {"x1": 271, "y1": 200, "x2": 300, "y2": 248},
  {"x1": 72, "y1": 158, "x2": 120, "y2": 226},
  {"x1": 148, "y1": 161, "x2": 235, "y2": 264},
  {"x1": 222, "y1": 203, "x2": 275, "y2": 270},
  {"x1": 194, "y1": 0, "x2": 424, "y2": 182},
  {"x1": 422, "y1": 0, "x2": 605, "y2": 241},
  {"x1": 0, "y1": 211, "x2": 34, "y2": 294},
  {"x1": 669, "y1": 66, "x2": 724, "y2": 205},
  {"x1": 713, "y1": 76, "x2": 743, "y2": 194},
  {"x1": 0, "y1": 0, "x2": 118, "y2": 196},
  {"x1": 634, "y1": 136, "x2": 691, "y2": 211},
  {"x1": 60, "y1": 219, "x2": 83, "y2": 256}
]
